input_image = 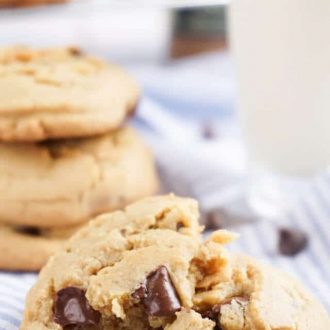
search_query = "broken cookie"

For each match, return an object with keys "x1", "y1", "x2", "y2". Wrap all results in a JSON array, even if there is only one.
[{"x1": 21, "y1": 195, "x2": 330, "y2": 330}]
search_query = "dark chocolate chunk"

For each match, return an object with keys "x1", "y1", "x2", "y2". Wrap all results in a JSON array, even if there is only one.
[
  {"x1": 201, "y1": 122, "x2": 217, "y2": 140},
  {"x1": 54, "y1": 287, "x2": 100, "y2": 327},
  {"x1": 132, "y1": 265, "x2": 181, "y2": 317},
  {"x1": 278, "y1": 227, "x2": 309, "y2": 256}
]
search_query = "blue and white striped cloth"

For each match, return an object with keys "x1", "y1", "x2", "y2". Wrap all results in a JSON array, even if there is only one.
[{"x1": 0, "y1": 53, "x2": 329, "y2": 329}]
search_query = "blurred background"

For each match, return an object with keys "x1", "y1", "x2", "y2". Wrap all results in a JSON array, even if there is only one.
[{"x1": 0, "y1": 0, "x2": 329, "y2": 314}]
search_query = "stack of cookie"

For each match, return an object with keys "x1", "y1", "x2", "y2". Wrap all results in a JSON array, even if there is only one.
[{"x1": 0, "y1": 46, "x2": 158, "y2": 271}]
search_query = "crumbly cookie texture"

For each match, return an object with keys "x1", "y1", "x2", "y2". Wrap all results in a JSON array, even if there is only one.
[
  {"x1": 0, "y1": 127, "x2": 158, "y2": 227},
  {"x1": 0, "y1": 46, "x2": 139, "y2": 141},
  {"x1": 0, "y1": 224, "x2": 65, "y2": 271},
  {"x1": 193, "y1": 254, "x2": 330, "y2": 330},
  {"x1": 21, "y1": 195, "x2": 330, "y2": 330}
]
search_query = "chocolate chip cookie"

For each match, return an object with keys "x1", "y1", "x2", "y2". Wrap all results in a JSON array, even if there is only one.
[
  {"x1": 21, "y1": 195, "x2": 330, "y2": 330},
  {"x1": 0, "y1": 126, "x2": 158, "y2": 228},
  {"x1": 0, "y1": 46, "x2": 139, "y2": 141}
]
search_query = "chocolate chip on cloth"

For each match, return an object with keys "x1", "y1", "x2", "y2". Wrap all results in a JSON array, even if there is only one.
[
  {"x1": 201, "y1": 122, "x2": 217, "y2": 140},
  {"x1": 278, "y1": 227, "x2": 309, "y2": 256},
  {"x1": 21, "y1": 195, "x2": 330, "y2": 330}
]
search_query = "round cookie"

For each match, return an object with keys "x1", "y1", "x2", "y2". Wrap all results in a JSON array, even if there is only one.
[
  {"x1": 0, "y1": 224, "x2": 65, "y2": 271},
  {"x1": 0, "y1": 127, "x2": 158, "y2": 227},
  {"x1": 21, "y1": 195, "x2": 330, "y2": 330},
  {"x1": 0, "y1": 46, "x2": 139, "y2": 141}
]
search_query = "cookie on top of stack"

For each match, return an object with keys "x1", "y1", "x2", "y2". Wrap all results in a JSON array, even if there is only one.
[{"x1": 0, "y1": 46, "x2": 158, "y2": 271}]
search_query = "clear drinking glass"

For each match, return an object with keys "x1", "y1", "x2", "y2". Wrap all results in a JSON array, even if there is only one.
[{"x1": 229, "y1": 0, "x2": 330, "y2": 220}]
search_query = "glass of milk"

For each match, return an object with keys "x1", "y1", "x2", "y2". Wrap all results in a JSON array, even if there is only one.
[{"x1": 229, "y1": 0, "x2": 330, "y2": 219}]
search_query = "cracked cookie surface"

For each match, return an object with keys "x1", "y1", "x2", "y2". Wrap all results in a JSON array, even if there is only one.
[
  {"x1": 21, "y1": 195, "x2": 330, "y2": 330},
  {"x1": 0, "y1": 126, "x2": 158, "y2": 228},
  {"x1": 0, "y1": 46, "x2": 139, "y2": 141}
]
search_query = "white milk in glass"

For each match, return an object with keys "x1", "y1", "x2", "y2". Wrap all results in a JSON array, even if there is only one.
[{"x1": 230, "y1": 0, "x2": 330, "y2": 177}]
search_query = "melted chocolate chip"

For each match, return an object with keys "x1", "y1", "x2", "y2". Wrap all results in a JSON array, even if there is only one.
[
  {"x1": 132, "y1": 266, "x2": 181, "y2": 317},
  {"x1": 54, "y1": 287, "x2": 100, "y2": 327},
  {"x1": 278, "y1": 227, "x2": 309, "y2": 256}
]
